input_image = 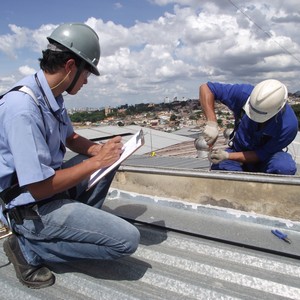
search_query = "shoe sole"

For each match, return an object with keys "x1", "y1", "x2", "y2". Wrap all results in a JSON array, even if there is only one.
[{"x1": 3, "y1": 238, "x2": 55, "y2": 289}]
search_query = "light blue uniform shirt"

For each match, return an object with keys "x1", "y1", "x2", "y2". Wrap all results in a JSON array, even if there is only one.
[{"x1": 0, "y1": 70, "x2": 73, "y2": 223}]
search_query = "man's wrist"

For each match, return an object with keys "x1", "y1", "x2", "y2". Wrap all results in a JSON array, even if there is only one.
[
  {"x1": 89, "y1": 143, "x2": 103, "y2": 156},
  {"x1": 206, "y1": 121, "x2": 218, "y2": 127}
]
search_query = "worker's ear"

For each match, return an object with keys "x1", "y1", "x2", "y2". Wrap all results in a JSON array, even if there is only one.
[{"x1": 64, "y1": 59, "x2": 76, "y2": 73}]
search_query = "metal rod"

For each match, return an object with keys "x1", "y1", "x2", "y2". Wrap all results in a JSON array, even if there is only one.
[{"x1": 118, "y1": 165, "x2": 300, "y2": 185}]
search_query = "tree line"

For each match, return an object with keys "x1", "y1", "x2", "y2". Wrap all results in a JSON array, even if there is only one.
[{"x1": 70, "y1": 102, "x2": 300, "y2": 130}]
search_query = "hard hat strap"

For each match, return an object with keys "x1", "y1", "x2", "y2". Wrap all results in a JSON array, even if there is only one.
[{"x1": 66, "y1": 60, "x2": 86, "y2": 93}]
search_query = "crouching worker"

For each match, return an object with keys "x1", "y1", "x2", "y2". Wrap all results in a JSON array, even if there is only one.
[
  {"x1": 198, "y1": 79, "x2": 298, "y2": 175},
  {"x1": 0, "y1": 23, "x2": 140, "y2": 289}
]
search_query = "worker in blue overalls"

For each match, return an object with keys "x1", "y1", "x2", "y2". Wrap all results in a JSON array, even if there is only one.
[
  {"x1": 0, "y1": 23, "x2": 140, "y2": 289},
  {"x1": 197, "y1": 79, "x2": 298, "y2": 175}
]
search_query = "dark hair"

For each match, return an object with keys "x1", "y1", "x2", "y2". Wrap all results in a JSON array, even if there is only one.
[{"x1": 39, "y1": 43, "x2": 82, "y2": 74}]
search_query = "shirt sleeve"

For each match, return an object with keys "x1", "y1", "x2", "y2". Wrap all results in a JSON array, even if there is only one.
[
  {"x1": 4, "y1": 97, "x2": 54, "y2": 187},
  {"x1": 207, "y1": 82, "x2": 253, "y2": 115}
]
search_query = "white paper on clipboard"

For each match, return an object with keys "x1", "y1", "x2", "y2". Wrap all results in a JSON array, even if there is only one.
[{"x1": 87, "y1": 129, "x2": 145, "y2": 190}]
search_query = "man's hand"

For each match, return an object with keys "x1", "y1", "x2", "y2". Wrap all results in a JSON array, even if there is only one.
[
  {"x1": 208, "y1": 149, "x2": 229, "y2": 164},
  {"x1": 27, "y1": 136, "x2": 123, "y2": 201},
  {"x1": 203, "y1": 121, "x2": 218, "y2": 146},
  {"x1": 94, "y1": 136, "x2": 123, "y2": 168}
]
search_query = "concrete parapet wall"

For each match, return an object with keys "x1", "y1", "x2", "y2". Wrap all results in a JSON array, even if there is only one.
[{"x1": 112, "y1": 168, "x2": 300, "y2": 221}]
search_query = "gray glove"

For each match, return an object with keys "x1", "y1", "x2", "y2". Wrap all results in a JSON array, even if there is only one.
[
  {"x1": 203, "y1": 121, "x2": 218, "y2": 146},
  {"x1": 208, "y1": 149, "x2": 229, "y2": 164}
]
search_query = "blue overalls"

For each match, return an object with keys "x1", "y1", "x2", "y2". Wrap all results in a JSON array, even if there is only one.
[{"x1": 207, "y1": 82, "x2": 298, "y2": 175}]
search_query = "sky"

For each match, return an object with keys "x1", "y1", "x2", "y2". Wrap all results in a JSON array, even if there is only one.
[{"x1": 1, "y1": 0, "x2": 300, "y2": 109}]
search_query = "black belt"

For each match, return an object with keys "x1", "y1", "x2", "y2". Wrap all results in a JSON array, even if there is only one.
[
  {"x1": 5, "y1": 191, "x2": 70, "y2": 225},
  {"x1": 0, "y1": 183, "x2": 27, "y2": 204},
  {"x1": 7, "y1": 204, "x2": 39, "y2": 225}
]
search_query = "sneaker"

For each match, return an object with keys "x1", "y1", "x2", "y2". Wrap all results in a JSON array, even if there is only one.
[{"x1": 3, "y1": 234, "x2": 55, "y2": 288}]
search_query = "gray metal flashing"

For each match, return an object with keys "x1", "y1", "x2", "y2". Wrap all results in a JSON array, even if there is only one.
[{"x1": 105, "y1": 189, "x2": 300, "y2": 258}]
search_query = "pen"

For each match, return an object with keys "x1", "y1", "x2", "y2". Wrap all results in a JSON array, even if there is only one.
[{"x1": 271, "y1": 229, "x2": 291, "y2": 244}]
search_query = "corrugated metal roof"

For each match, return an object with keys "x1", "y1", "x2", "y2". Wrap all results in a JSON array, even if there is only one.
[
  {"x1": 1, "y1": 125, "x2": 300, "y2": 298},
  {"x1": 73, "y1": 125, "x2": 300, "y2": 164},
  {"x1": 1, "y1": 191, "x2": 300, "y2": 299},
  {"x1": 74, "y1": 125, "x2": 194, "y2": 156},
  {"x1": 124, "y1": 155, "x2": 210, "y2": 170}
]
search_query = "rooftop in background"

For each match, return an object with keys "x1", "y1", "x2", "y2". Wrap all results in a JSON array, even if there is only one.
[{"x1": 70, "y1": 124, "x2": 300, "y2": 164}]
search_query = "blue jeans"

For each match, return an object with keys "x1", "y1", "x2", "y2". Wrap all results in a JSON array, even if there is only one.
[
  {"x1": 211, "y1": 149, "x2": 297, "y2": 175},
  {"x1": 12, "y1": 155, "x2": 140, "y2": 266}
]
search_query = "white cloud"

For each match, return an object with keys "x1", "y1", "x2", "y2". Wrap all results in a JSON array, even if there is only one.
[
  {"x1": 18, "y1": 65, "x2": 36, "y2": 76},
  {"x1": 0, "y1": 75, "x2": 16, "y2": 94},
  {"x1": 1, "y1": 1, "x2": 300, "y2": 108},
  {"x1": 114, "y1": 2, "x2": 123, "y2": 9},
  {"x1": 0, "y1": 23, "x2": 54, "y2": 59},
  {"x1": 0, "y1": 25, "x2": 28, "y2": 59}
]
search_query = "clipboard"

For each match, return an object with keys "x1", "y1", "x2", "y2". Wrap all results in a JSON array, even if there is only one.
[{"x1": 87, "y1": 129, "x2": 145, "y2": 190}]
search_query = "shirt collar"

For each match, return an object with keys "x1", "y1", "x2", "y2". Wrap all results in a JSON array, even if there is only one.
[{"x1": 36, "y1": 70, "x2": 62, "y2": 113}]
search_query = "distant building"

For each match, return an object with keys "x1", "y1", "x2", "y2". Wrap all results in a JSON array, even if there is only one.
[{"x1": 105, "y1": 107, "x2": 112, "y2": 116}]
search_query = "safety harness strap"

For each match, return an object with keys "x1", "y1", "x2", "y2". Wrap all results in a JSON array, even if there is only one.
[
  {"x1": 0, "y1": 86, "x2": 44, "y2": 205},
  {"x1": 0, "y1": 86, "x2": 24, "y2": 99}
]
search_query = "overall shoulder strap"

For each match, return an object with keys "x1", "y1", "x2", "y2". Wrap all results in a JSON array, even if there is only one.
[{"x1": 228, "y1": 109, "x2": 246, "y2": 147}]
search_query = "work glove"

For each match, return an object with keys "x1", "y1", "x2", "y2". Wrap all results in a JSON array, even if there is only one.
[
  {"x1": 203, "y1": 121, "x2": 218, "y2": 146},
  {"x1": 208, "y1": 149, "x2": 229, "y2": 164}
]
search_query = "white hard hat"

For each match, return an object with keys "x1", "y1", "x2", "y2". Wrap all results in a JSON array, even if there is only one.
[{"x1": 244, "y1": 79, "x2": 288, "y2": 123}]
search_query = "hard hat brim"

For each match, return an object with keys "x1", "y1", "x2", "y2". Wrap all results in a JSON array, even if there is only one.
[
  {"x1": 89, "y1": 65, "x2": 100, "y2": 76},
  {"x1": 243, "y1": 97, "x2": 286, "y2": 123},
  {"x1": 243, "y1": 97, "x2": 271, "y2": 123}
]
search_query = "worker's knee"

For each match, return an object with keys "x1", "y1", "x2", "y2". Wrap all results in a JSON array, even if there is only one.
[{"x1": 265, "y1": 152, "x2": 297, "y2": 175}]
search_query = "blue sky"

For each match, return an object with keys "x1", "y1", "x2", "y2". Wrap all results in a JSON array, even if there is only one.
[
  {"x1": 1, "y1": 0, "x2": 171, "y2": 31},
  {"x1": 1, "y1": 0, "x2": 300, "y2": 108}
]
